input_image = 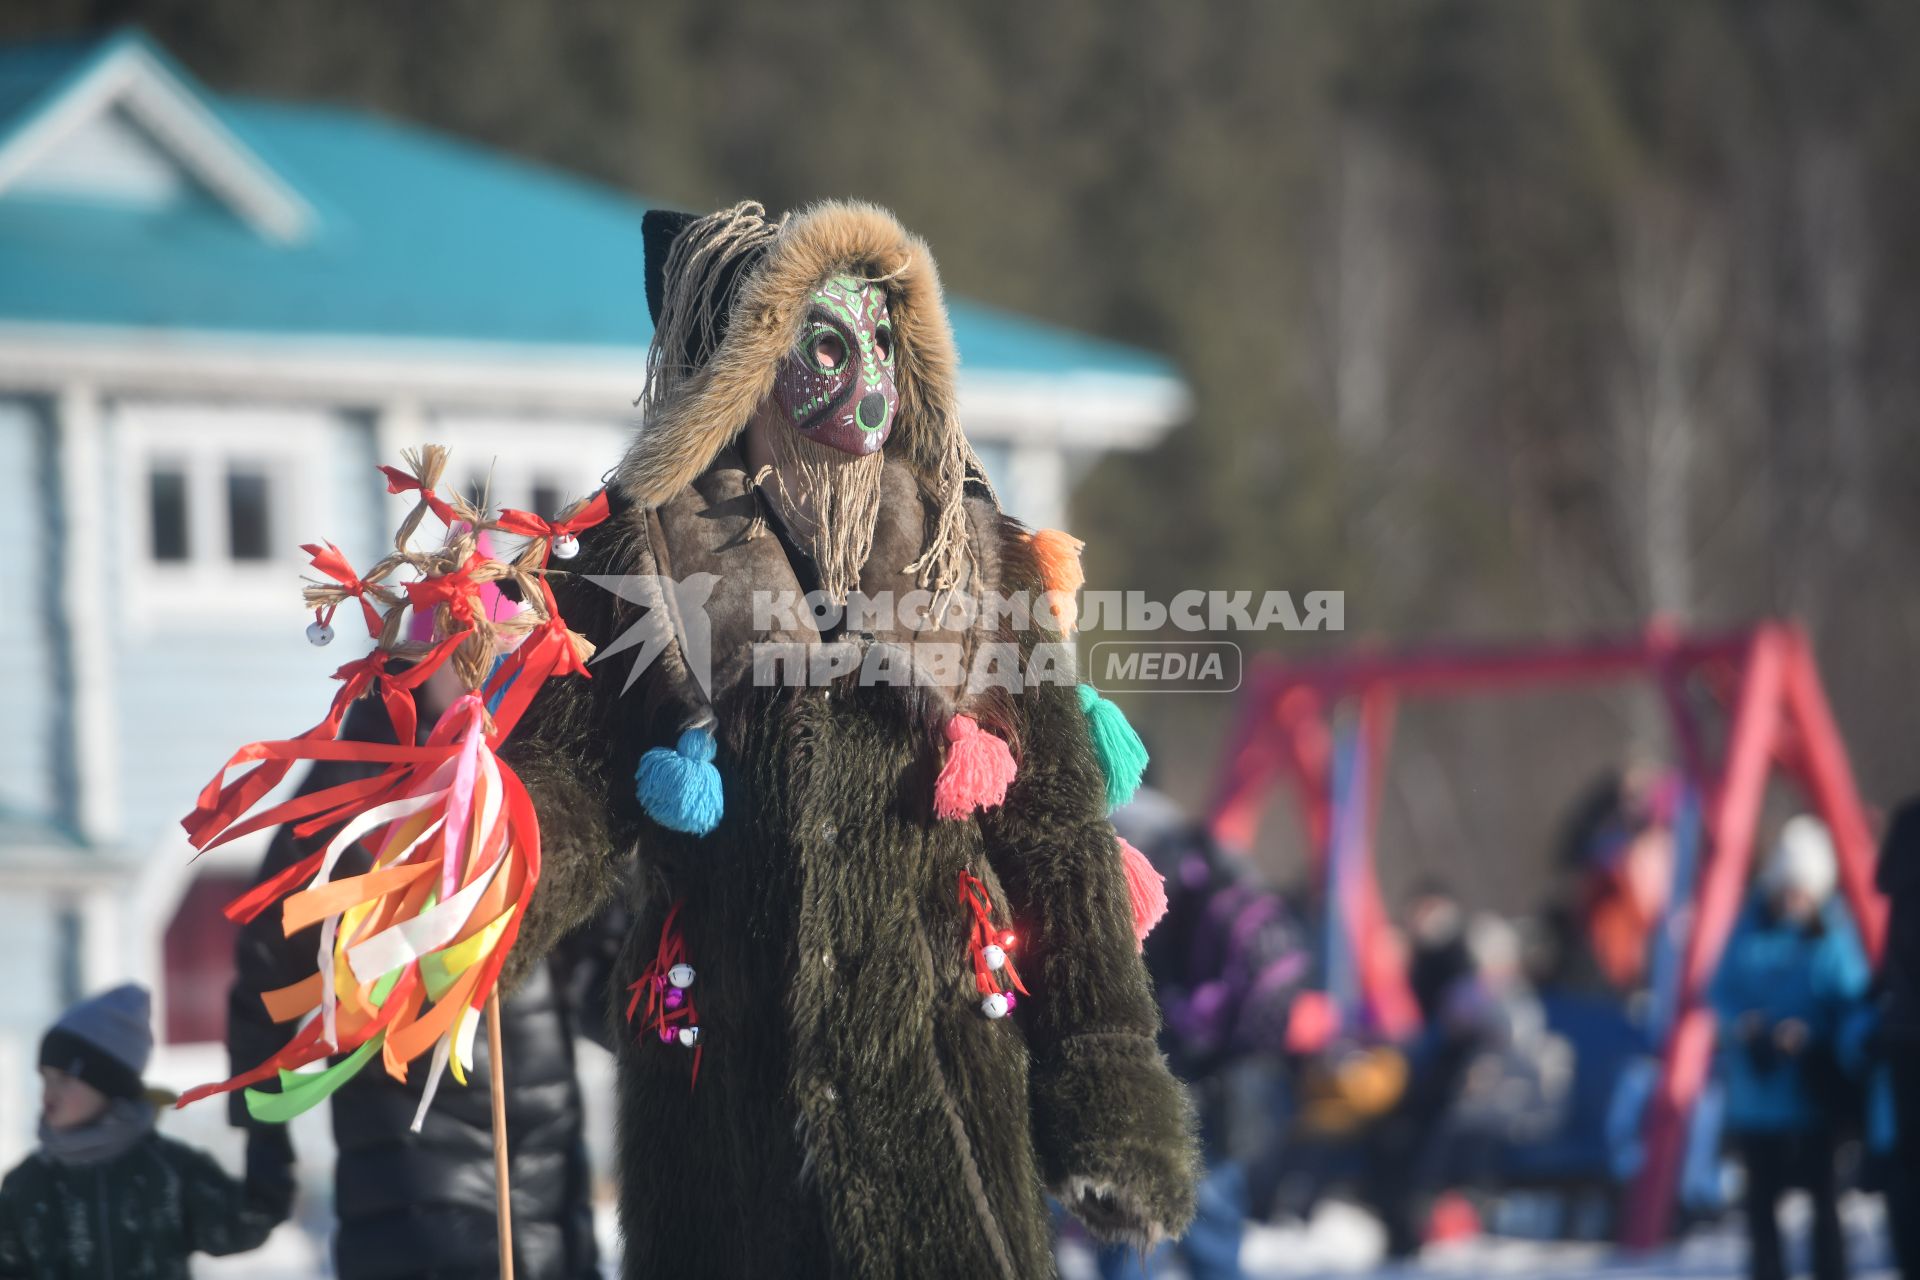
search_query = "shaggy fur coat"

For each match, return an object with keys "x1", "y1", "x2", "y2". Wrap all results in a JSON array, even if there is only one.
[{"x1": 505, "y1": 202, "x2": 1197, "y2": 1278}]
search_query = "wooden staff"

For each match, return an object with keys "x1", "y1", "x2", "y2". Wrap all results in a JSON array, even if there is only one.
[{"x1": 487, "y1": 991, "x2": 515, "y2": 1280}]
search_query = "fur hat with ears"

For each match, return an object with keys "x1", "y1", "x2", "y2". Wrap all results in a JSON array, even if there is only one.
[
  {"x1": 1765, "y1": 815, "x2": 1838, "y2": 904},
  {"x1": 617, "y1": 199, "x2": 993, "y2": 595}
]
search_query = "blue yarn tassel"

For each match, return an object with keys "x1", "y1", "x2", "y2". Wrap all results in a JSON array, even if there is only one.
[
  {"x1": 1077, "y1": 684, "x2": 1148, "y2": 810},
  {"x1": 634, "y1": 726, "x2": 724, "y2": 835}
]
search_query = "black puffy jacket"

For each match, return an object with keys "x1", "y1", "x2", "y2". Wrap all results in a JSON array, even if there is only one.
[
  {"x1": 227, "y1": 696, "x2": 620, "y2": 1280},
  {"x1": 1878, "y1": 797, "x2": 1920, "y2": 1047}
]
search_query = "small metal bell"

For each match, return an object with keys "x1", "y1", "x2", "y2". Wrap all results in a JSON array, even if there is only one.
[
  {"x1": 664, "y1": 987, "x2": 685, "y2": 1010},
  {"x1": 677, "y1": 1025, "x2": 701, "y2": 1048},
  {"x1": 552, "y1": 533, "x2": 580, "y2": 560},
  {"x1": 657, "y1": 1026, "x2": 678, "y2": 1044},
  {"x1": 981, "y1": 993, "x2": 1010, "y2": 1020},
  {"x1": 306, "y1": 620, "x2": 335, "y2": 646},
  {"x1": 982, "y1": 944, "x2": 1006, "y2": 972},
  {"x1": 668, "y1": 963, "x2": 696, "y2": 989}
]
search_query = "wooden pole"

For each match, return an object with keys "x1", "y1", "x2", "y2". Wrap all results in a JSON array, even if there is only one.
[{"x1": 487, "y1": 991, "x2": 515, "y2": 1280}]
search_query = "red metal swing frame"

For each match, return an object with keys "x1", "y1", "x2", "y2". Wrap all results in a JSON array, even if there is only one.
[{"x1": 1205, "y1": 621, "x2": 1885, "y2": 1249}]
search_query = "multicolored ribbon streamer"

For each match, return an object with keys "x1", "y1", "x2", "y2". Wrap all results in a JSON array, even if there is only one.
[{"x1": 175, "y1": 446, "x2": 612, "y2": 1130}]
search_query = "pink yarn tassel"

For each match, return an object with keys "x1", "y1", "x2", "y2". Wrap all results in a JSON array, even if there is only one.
[
  {"x1": 933, "y1": 715, "x2": 1017, "y2": 820},
  {"x1": 1118, "y1": 836, "x2": 1168, "y2": 950}
]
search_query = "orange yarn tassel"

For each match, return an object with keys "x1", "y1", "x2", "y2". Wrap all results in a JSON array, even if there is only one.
[{"x1": 1028, "y1": 528, "x2": 1086, "y2": 634}]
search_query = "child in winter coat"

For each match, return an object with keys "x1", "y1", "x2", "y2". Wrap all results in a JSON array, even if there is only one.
[
  {"x1": 0, "y1": 984, "x2": 291, "y2": 1279},
  {"x1": 1712, "y1": 818, "x2": 1870, "y2": 1280}
]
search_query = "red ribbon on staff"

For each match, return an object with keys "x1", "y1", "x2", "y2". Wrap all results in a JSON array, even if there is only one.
[
  {"x1": 181, "y1": 650, "x2": 383, "y2": 849},
  {"x1": 483, "y1": 579, "x2": 591, "y2": 742},
  {"x1": 958, "y1": 870, "x2": 1027, "y2": 997},
  {"x1": 181, "y1": 629, "x2": 473, "y2": 854},
  {"x1": 405, "y1": 552, "x2": 488, "y2": 630},
  {"x1": 301, "y1": 542, "x2": 388, "y2": 638},
  {"x1": 379, "y1": 465, "x2": 458, "y2": 525},
  {"x1": 494, "y1": 490, "x2": 613, "y2": 565}
]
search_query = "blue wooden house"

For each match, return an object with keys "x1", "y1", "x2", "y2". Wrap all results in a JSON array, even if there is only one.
[{"x1": 0, "y1": 29, "x2": 1187, "y2": 1163}]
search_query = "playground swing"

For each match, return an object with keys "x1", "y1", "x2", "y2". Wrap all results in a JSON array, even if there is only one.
[{"x1": 1207, "y1": 621, "x2": 1885, "y2": 1249}]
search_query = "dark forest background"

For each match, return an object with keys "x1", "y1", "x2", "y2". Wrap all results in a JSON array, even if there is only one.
[{"x1": 11, "y1": 0, "x2": 1916, "y2": 910}]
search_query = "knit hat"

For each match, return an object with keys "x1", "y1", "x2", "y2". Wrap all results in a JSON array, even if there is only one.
[
  {"x1": 38, "y1": 983, "x2": 152, "y2": 1102},
  {"x1": 1764, "y1": 815, "x2": 1838, "y2": 904}
]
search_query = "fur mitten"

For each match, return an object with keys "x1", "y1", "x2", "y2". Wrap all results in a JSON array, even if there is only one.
[{"x1": 1030, "y1": 1032, "x2": 1200, "y2": 1248}]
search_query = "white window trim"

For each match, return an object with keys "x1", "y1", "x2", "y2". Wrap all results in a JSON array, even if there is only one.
[{"x1": 115, "y1": 401, "x2": 333, "y2": 628}]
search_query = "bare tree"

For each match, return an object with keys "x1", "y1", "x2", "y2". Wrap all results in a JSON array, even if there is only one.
[{"x1": 1606, "y1": 184, "x2": 1742, "y2": 627}]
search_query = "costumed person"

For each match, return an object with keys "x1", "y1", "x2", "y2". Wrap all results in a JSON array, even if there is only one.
[
  {"x1": 225, "y1": 566, "x2": 614, "y2": 1280},
  {"x1": 0, "y1": 985, "x2": 291, "y2": 1279},
  {"x1": 1711, "y1": 816, "x2": 1869, "y2": 1280},
  {"x1": 500, "y1": 200, "x2": 1199, "y2": 1277}
]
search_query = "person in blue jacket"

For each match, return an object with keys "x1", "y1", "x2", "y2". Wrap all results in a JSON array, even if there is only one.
[{"x1": 1712, "y1": 816, "x2": 1870, "y2": 1280}]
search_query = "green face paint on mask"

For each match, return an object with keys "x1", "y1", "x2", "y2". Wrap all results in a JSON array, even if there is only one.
[{"x1": 771, "y1": 274, "x2": 898, "y2": 456}]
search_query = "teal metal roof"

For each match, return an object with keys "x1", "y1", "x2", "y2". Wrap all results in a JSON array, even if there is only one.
[
  {"x1": 0, "y1": 30, "x2": 1176, "y2": 383},
  {"x1": 0, "y1": 36, "x2": 98, "y2": 124}
]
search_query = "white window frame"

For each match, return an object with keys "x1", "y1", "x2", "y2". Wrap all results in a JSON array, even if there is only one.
[{"x1": 116, "y1": 401, "x2": 333, "y2": 626}]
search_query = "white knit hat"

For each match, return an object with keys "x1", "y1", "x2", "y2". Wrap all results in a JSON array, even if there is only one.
[{"x1": 1763, "y1": 815, "x2": 1838, "y2": 904}]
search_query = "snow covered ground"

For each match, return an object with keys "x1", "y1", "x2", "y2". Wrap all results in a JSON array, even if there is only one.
[
  {"x1": 158, "y1": 1043, "x2": 1899, "y2": 1280},
  {"x1": 1058, "y1": 1194, "x2": 1897, "y2": 1280},
  {"x1": 204, "y1": 1195, "x2": 1897, "y2": 1279}
]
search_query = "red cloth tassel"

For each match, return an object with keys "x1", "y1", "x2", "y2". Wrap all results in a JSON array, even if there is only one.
[
  {"x1": 404, "y1": 552, "x2": 489, "y2": 630},
  {"x1": 301, "y1": 541, "x2": 388, "y2": 638},
  {"x1": 378, "y1": 465, "x2": 457, "y2": 525},
  {"x1": 958, "y1": 869, "x2": 1027, "y2": 998},
  {"x1": 494, "y1": 490, "x2": 612, "y2": 565},
  {"x1": 483, "y1": 582, "x2": 592, "y2": 742},
  {"x1": 625, "y1": 899, "x2": 702, "y2": 1088}
]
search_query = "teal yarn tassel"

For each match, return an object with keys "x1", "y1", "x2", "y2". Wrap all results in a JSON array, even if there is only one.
[
  {"x1": 635, "y1": 726, "x2": 724, "y2": 835},
  {"x1": 1077, "y1": 684, "x2": 1147, "y2": 809}
]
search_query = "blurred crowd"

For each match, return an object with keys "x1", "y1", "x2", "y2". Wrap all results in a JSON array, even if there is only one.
[
  {"x1": 1071, "y1": 771, "x2": 1920, "y2": 1280},
  {"x1": 8, "y1": 710, "x2": 1917, "y2": 1279}
]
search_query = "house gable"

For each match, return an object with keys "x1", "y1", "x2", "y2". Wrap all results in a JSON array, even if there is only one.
[{"x1": 0, "y1": 31, "x2": 314, "y2": 241}]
